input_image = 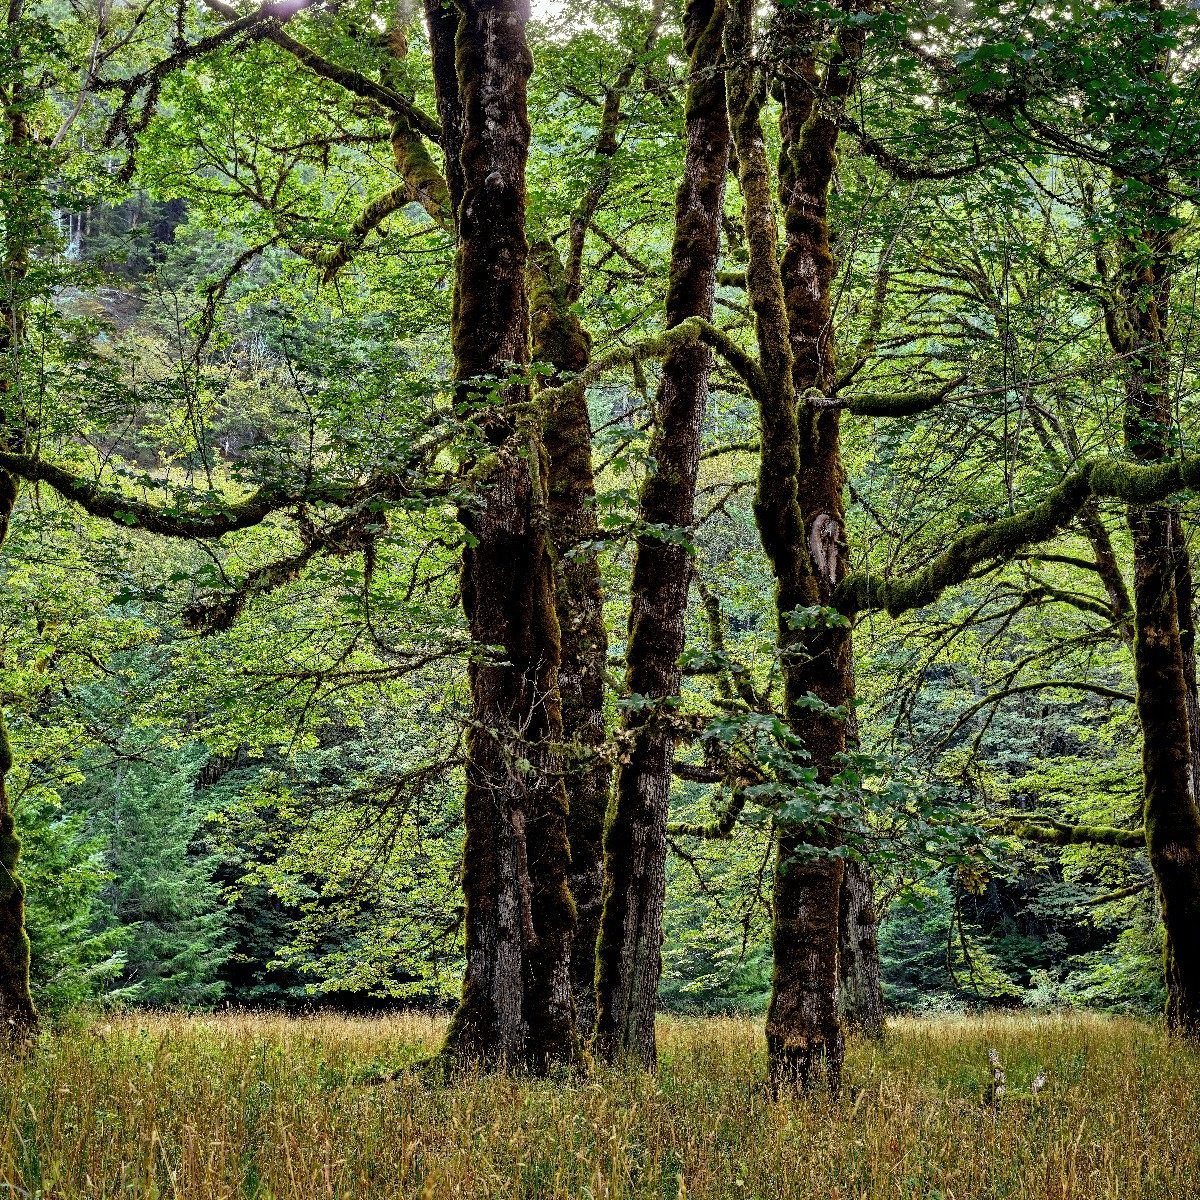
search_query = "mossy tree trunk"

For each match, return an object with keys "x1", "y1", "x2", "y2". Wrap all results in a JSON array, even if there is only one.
[
  {"x1": 439, "y1": 0, "x2": 579, "y2": 1072},
  {"x1": 422, "y1": 0, "x2": 465, "y2": 219},
  {"x1": 774, "y1": 1, "x2": 870, "y2": 1090},
  {"x1": 725, "y1": 0, "x2": 834, "y2": 1094},
  {"x1": 1110, "y1": 193, "x2": 1200, "y2": 1036},
  {"x1": 527, "y1": 11, "x2": 667, "y2": 1031},
  {"x1": 0, "y1": 0, "x2": 37, "y2": 1034},
  {"x1": 725, "y1": 0, "x2": 873, "y2": 1091},
  {"x1": 592, "y1": 0, "x2": 729, "y2": 1066},
  {"x1": 529, "y1": 241, "x2": 609, "y2": 1034}
]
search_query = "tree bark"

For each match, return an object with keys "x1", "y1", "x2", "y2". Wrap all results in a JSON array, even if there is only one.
[
  {"x1": 592, "y1": 0, "x2": 729, "y2": 1067},
  {"x1": 724, "y1": 0, "x2": 845, "y2": 1093},
  {"x1": 422, "y1": 0, "x2": 465, "y2": 220},
  {"x1": 0, "y1": 482, "x2": 33, "y2": 1034},
  {"x1": 759, "y1": 0, "x2": 870, "y2": 1092},
  {"x1": 439, "y1": 0, "x2": 579, "y2": 1072},
  {"x1": 1128, "y1": 502, "x2": 1200, "y2": 1036},
  {"x1": 529, "y1": 240, "x2": 609, "y2": 1034},
  {"x1": 0, "y1": 467, "x2": 35, "y2": 1032},
  {"x1": 1099, "y1": 83, "x2": 1200, "y2": 1030},
  {"x1": 838, "y1": 859, "x2": 884, "y2": 1036}
]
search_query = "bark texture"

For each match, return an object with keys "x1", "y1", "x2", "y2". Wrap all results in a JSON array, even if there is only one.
[
  {"x1": 439, "y1": 0, "x2": 579, "y2": 1072},
  {"x1": 837, "y1": 859, "x2": 884, "y2": 1037},
  {"x1": 725, "y1": 0, "x2": 872, "y2": 1091},
  {"x1": 726, "y1": 0, "x2": 836, "y2": 1094},
  {"x1": 1111, "y1": 194, "x2": 1200, "y2": 1037},
  {"x1": 529, "y1": 240, "x2": 609, "y2": 1033},
  {"x1": 592, "y1": 0, "x2": 729, "y2": 1066},
  {"x1": 423, "y1": 0, "x2": 466, "y2": 220}
]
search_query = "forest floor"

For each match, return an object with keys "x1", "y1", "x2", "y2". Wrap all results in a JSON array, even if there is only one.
[{"x1": 0, "y1": 1011, "x2": 1193, "y2": 1198}]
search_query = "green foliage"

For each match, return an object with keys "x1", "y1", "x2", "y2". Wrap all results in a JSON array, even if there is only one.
[
  {"x1": 80, "y1": 746, "x2": 231, "y2": 1009},
  {"x1": 0, "y1": 0, "x2": 1193, "y2": 1026}
]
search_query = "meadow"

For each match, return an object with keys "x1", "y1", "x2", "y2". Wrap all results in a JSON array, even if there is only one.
[{"x1": 0, "y1": 1011, "x2": 1193, "y2": 1198}]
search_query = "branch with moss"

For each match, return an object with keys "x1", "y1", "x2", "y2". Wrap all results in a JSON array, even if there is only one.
[
  {"x1": 830, "y1": 375, "x2": 968, "y2": 417},
  {"x1": 100, "y1": 0, "x2": 313, "y2": 165},
  {"x1": 667, "y1": 785, "x2": 748, "y2": 840},
  {"x1": 944, "y1": 679, "x2": 1135, "y2": 747},
  {"x1": 838, "y1": 451, "x2": 1200, "y2": 617},
  {"x1": 699, "y1": 438, "x2": 759, "y2": 461},
  {"x1": 697, "y1": 577, "x2": 763, "y2": 709},
  {"x1": 183, "y1": 507, "x2": 372, "y2": 631},
  {"x1": 1001, "y1": 814, "x2": 1145, "y2": 849},
  {"x1": 836, "y1": 115, "x2": 984, "y2": 182},
  {"x1": 1086, "y1": 880, "x2": 1152, "y2": 905},
  {"x1": 0, "y1": 433, "x2": 454, "y2": 538},
  {"x1": 200, "y1": 0, "x2": 443, "y2": 141}
]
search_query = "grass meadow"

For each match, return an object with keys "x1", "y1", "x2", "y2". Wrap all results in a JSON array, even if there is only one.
[{"x1": 0, "y1": 1011, "x2": 1194, "y2": 1198}]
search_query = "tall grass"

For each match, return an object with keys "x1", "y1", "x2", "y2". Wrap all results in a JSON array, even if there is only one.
[{"x1": 0, "y1": 1011, "x2": 1193, "y2": 1197}]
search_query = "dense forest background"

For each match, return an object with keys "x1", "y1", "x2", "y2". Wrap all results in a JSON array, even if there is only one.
[
  {"x1": 12, "y1": 145, "x2": 1173, "y2": 1024},
  {"x1": 0, "y1": 0, "x2": 1193, "y2": 1076}
]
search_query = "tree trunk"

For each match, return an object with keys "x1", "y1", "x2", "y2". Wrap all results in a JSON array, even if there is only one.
[
  {"x1": 723, "y1": 0, "x2": 846, "y2": 1093},
  {"x1": 592, "y1": 0, "x2": 729, "y2": 1067},
  {"x1": 1128, "y1": 504, "x2": 1200, "y2": 1036},
  {"x1": 764, "y1": 2, "x2": 869, "y2": 1092},
  {"x1": 1103, "y1": 138, "x2": 1200, "y2": 1034},
  {"x1": 838, "y1": 858, "x2": 884, "y2": 1037},
  {"x1": 0, "y1": 470, "x2": 34, "y2": 1032},
  {"x1": 422, "y1": 0, "x2": 465, "y2": 220},
  {"x1": 0, "y1": 5, "x2": 37, "y2": 1033},
  {"x1": 439, "y1": 0, "x2": 579, "y2": 1072},
  {"x1": 530, "y1": 240, "x2": 609, "y2": 1034}
]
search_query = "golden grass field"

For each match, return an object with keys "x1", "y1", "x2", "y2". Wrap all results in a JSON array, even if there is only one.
[{"x1": 0, "y1": 1011, "x2": 1194, "y2": 1198}]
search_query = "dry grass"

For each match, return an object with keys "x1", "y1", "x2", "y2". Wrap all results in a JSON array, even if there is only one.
[{"x1": 0, "y1": 1010, "x2": 1194, "y2": 1198}]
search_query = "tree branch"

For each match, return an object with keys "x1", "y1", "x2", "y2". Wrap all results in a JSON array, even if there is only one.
[
  {"x1": 838, "y1": 452, "x2": 1200, "y2": 617},
  {"x1": 1003, "y1": 814, "x2": 1145, "y2": 849}
]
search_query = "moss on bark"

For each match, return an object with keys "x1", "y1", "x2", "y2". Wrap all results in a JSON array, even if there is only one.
[
  {"x1": 593, "y1": 0, "x2": 729, "y2": 1067},
  {"x1": 439, "y1": 0, "x2": 580, "y2": 1074},
  {"x1": 529, "y1": 239, "x2": 609, "y2": 1035}
]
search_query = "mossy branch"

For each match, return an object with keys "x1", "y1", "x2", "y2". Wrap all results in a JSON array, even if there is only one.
[
  {"x1": 0, "y1": 453, "x2": 295, "y2": 537},
  {"x1": 699, "y1": 438, "x2": 759, "y2": 461},
  {"x1": 838, "y1": 452, "x2": 1200, "y2": 617},
  {"x1": 298, "y1": 185, "x2": 412, "y2": 281},
  {"x1": 835, "y1": 375, "x2": 968, "y2": 417},
  {"x1": 945, "y1": 679, "x2": 1134, "y2": 746},
  {"x1": 200, "y1": 0, "x2": 443, "y2": 141},
  {"x1": 1002, "y1": 814, "x2": 1145, "y2": 849},
  {"x1": 0, "y1": 445, "x2": 450, "y2": 539},
  {"x1": 667, "y1": 786, "x2": 748, "y2": 839},
  {"x1": 183, "y1": 507, "x2": 372, "y2": 631}
]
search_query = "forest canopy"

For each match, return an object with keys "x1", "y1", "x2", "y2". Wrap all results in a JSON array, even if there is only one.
[{"x1": 0, "y1": 0, "x2": 1195, "y2": 1093}]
